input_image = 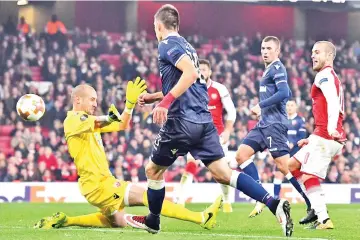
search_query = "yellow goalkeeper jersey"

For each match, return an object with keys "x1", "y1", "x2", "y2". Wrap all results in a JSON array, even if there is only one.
[{"x1": 63, "y1": 111, "x2": 121, "y2": 195}]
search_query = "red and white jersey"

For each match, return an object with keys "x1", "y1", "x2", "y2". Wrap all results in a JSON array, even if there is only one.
[
  {"x1": 207, "y1": 80, "x2": 236, "y2": 135},
  {"x1": 311, "y1": 66, "x2": 345, "y2": 140}
]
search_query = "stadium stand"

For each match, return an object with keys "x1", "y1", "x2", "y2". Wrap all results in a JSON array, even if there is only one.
[{"x1": 0, "y1": 19, "x2": 359, "y2": 184}]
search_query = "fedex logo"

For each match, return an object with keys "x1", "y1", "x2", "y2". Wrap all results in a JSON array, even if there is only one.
[{"x1": 0, "y1": 186, "x2": 65, "y2": 203}]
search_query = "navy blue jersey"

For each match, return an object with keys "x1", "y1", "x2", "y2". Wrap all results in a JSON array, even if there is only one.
[
  {"x1": 158, "y1": 33, "x2": 212, "y2": 123},
  {"x1": 287, "y1": 114, "x2": 307, "y2": 145},
  {"x1": 258, "y1": 59, "x2": 291, "y2": 128}
]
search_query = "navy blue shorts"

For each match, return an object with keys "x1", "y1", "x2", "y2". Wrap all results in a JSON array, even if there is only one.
[
  {"x1": 150, "y1": 118, "x2": 225, "y2": 167},
  {"x1": 242, "y1": 123, "x2": 289, "y2": 158}
]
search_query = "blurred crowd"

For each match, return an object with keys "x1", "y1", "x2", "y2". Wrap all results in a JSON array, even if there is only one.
[{"x1": 0, "y1": 16, "x2": 359, "y2": 184}]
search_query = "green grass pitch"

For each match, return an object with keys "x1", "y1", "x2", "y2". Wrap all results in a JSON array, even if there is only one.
[{"x1": 0, "y1": 203, "x2": 359, "y2": 240}]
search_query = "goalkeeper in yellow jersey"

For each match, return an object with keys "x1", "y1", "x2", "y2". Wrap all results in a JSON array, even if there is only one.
[{"x1": 34, "y1": 77, "x2": 222, "y2": 230}]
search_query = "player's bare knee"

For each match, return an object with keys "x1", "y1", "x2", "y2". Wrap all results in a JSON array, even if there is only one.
[
  {"x1": 212, "y1": 173, "x2": 230, "y2": 185},
  {"x1": 145, "y1": 162, "x2": 167, "y2": 180},
  {"x1": 235, "y1": 144, "x2": 254, "y2": 165},
  {"x1": 288, "y1": 157, "x2": 300, "y2": 172}
]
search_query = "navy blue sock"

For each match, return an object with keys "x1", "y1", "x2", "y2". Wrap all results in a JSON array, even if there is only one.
[
  {"x1": 242, "y1": 162, "x2": 261, "y2": 184},
  {"x1": 288, "y1": 176, "x2": 311, "y2": 209},
  {"x1": 147, "y1": 187, "x2": 165, "y2": 219},
  {"x1": 236, "y1": 172, "x2": 279, "y2": 215},
  {"x1": 274, "y1": 184, "x2": 281, "y2": 199}
]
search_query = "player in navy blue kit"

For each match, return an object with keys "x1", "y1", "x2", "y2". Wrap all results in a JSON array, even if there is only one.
[
  {"x1": 235, "y1": 36, "x2": 311, "y2": 218},
  {"x1": 273, "y1": 100, "x2": 307, "y2": 199},
  {"x1": 124, "y1": 5, "x2": 293, "y2": 237}
]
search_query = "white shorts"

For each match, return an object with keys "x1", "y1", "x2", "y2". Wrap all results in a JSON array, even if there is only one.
[{"x1": 294, "y1": 134, "x2": 343, "y2": 179}]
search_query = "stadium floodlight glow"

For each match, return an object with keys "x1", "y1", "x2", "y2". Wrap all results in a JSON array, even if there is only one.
[{"x1": 17, "y1": 0, "x2": 28, "y2": 6}]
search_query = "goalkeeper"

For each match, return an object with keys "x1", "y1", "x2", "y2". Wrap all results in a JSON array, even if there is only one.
[{"x1": 34, "y1": 78, "x2": 222, "y2": 230}]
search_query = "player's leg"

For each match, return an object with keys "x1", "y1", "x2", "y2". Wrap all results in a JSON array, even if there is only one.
[
  {"x1": 301, "y1": 173, "x2": 334, "y2": 230},
  {"x1": 219, "y1": 142, "x2": 232, "y2": 213},
  {"x1": 34, "y1": 178, "x2": 130, "y2": 229},
  {"x1": 220, "y1": 183, "x2": 232, "y2": 212},
  {"x1": 262, "y1": 124, "x2": 311, "y2": 210},
  {"x1": 236, "y1": 143, "x2": 260, "y2": 183},
  {"x1": 274, "y1": 153, "x2": 312, "y2": 210},
  {"x1": 129, "y1": 118, "x2": 194, "y2": 233},
  {"x1": 235, "y1": 128, "x2": 267, "y2": 216},
  {"x1": 273, "y1": 170, "x2": 284, "y2": 199},
  {"x1": 34, "y1": 211, "x2": 117, "y2": 229},
  {"x1": 206, "y1": 159, "x2": 293, "y2": 237},
  {"x1": 194, "y1": 122, "x2": 293, "y2": 236},
  {"x1": 287, "y1": 155, "x2": 317, "y2": 225},
  {"x1": 124, "y1": 183, "x2": 221, "y2": 228},
  {"x1": 143, "y1": 160, "x2": 168, "y2": 233},
  {"x1": 175, "y1": 154, "x2": 198, "y2": 205},
  {"x1": 293, "y1": 136, "x2": 342, "y2": 229}
]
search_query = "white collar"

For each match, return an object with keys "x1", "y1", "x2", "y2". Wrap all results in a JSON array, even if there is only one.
[
  {"x1": 206, "y1": 79, "x2": 212, "y2": 89},
  {"x1": 266, "y1": 58, "x2": 280, "y2": 69},
  {"x1": 164, "y1": 32, "x2": 180, "y2": 40}
]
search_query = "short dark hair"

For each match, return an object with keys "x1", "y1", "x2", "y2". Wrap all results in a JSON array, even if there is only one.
[
  {"x1": 263, "y1": 36, "x2": 281, "y2": 49},
  {"x1": 199, "y1": 59, "x2": 211, "y2": 69},
  {"x1": 154, "y1": 4, "x2": 180, "y2": 31}
]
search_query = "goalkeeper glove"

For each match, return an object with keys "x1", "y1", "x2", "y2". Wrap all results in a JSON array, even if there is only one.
[
  {"x1": 108, "y1": 104, "x2": 122, "y2": 122},
  {"x1": 125, "y1": 77, "x2": 147, "y2": 110}
]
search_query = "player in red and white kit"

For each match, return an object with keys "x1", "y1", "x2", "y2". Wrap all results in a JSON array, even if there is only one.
[
  {"x1": 175, "y1": 59, "x2": 236, "y2": 213},
  {"x1": 288, "y1": 41, "x2": 346, "y2": 230}
]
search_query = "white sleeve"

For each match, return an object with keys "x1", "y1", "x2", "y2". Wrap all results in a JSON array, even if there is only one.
[
  {"x1": 317, "y1": 73, "x2": 339, "y2": 135},
  {"x1": 221, "y1": 93, "x2": 236, "y2": 122},
  {"x1": 213, "y1": 81, "x2": 236, "y2": 122}
]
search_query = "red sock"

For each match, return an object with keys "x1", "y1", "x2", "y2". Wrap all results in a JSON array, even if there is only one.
[
  {"x1": 291, "y1": 169, "x2": 303, "y2": 180},
  {"x1": 185, "y1": 161, "x2": 197, "y2": 176}
]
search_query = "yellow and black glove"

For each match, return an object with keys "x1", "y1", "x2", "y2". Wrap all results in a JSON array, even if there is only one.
[
  {"x1": 125, "y1": 77, "x2": 147, "y2": 110},
  {"x1": 108, "y1": 104, "x2": 122, "y2": 122}
]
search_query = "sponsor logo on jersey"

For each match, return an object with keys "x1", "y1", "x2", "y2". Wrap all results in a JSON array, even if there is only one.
[
  {"x1": 171, "y1": 149, "x2": 178, "y2": 155},
  {"x1": 113, "y1": 181, "x2": 121, "y2": 188},
  {"x1": 208, "y1": 105, "x2": 216, "y2": 110},
  {"x1": 274, "y1": 73, "x2": 285, "y2": 78},
  {"x1": 288, "y1": 130, "x2": 297, "y2": 135}
]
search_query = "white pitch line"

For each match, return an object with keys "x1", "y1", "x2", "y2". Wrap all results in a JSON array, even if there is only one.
[{"x1": 0, "y1": 226, "x2": 329, "y2": 240}]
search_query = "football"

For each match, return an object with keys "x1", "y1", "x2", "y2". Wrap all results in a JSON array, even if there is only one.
[{"x1": 16, "y1": 94, "x2": 46, "y2": 121}]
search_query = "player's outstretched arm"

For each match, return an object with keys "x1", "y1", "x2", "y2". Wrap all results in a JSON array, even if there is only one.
[
  {"x1": 96, "y1": 77, "x2": 147, "y2": 132},
  {"x1": 138, "y1": 91, "x2": 164, "y2": 107}
]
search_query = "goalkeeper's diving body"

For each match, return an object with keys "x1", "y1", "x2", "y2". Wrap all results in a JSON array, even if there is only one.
[{"x1": 34, "y1": 78, "x2": 222, "y2": 230}]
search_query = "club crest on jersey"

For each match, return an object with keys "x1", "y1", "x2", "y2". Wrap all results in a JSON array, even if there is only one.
[
  {"x1": 211, "y1": 93, "x2": 218, "y2": 100},
  {"x1": 292, "y1": 120, "x2": 297, "y2": 125},
  {"x1": 260, "y1": 86, "x2": 267, "y2": 92},
  {"x1": 113, "y1": 181, "x2": 121, "y2": 188}
]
